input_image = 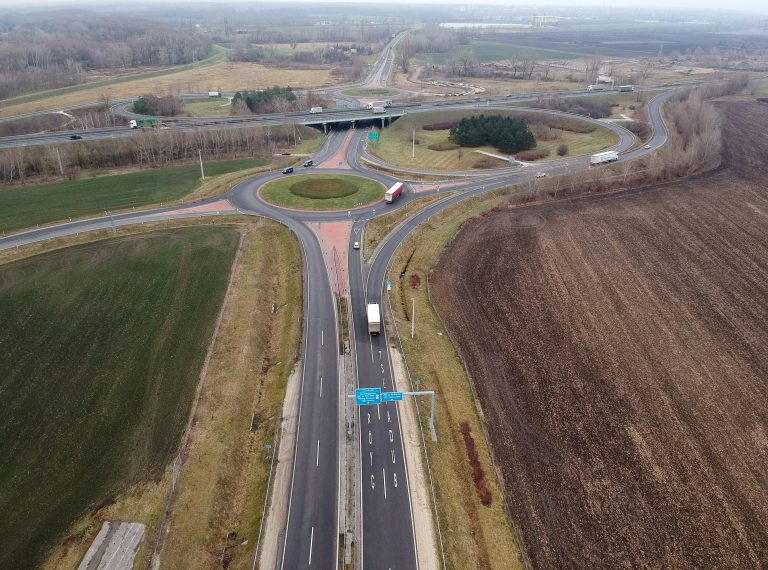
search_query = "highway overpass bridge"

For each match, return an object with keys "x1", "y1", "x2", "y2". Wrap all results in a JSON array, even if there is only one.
[{"x1": 301, "y1": 109, "x2": 407, "y2": 132}]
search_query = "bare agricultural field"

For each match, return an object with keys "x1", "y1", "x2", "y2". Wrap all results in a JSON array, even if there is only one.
[
  {"x1": 0, "y1": 62, "x2": 335, "y2": 118},
  {"x1": 430, "y1": 101, "x2": 768, "y2": 569}
]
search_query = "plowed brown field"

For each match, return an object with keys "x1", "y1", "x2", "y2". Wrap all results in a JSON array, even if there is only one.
[{"x1": 430, "y1": 102, "x2": 768, "y2": 569}]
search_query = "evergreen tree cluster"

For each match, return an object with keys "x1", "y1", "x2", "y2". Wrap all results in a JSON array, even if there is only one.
[
  {"x1": 449, "y1": 115, "x2": 536, "y2": 154},
  {"x1": 233, "y1": 87, "x2": 297, "y2": 113}
]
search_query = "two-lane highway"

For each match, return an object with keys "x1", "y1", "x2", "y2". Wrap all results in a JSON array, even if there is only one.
[
  {"x1": 348, "y1": 220, "x2": 418, "y2": 570},
  {"x1": 279, "y1": 219, "x2": 340, "y2": 570},
  {"x1": 0, "y1": 86, "x2": 676, "y2": 570}
]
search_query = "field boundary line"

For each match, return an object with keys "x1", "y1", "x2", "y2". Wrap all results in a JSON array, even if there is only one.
[
  {"x1": 425, "y1": 269, "x2": 534, "y2": 570},
  {"x1": 145, "y1": 222, "x2": 255, "y2": 568},
  {"x1": 384, "y1": 287, "x2": 447, "y2": 570}
]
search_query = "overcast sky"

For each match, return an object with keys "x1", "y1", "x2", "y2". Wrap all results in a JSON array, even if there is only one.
[{"x1": 1, "y1": 0, "x2": 767, "y2": 15}]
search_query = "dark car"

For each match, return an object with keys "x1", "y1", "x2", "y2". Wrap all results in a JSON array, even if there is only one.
[
  {"x1": 282, "y1": 167, "x2": 294, "y2": 174},
  {"x1": 303, "y1": 159, "x2": 314, "y2": 167},
  {"x1": 69, "y1": 134, "x2": 83, "y2": 140}
]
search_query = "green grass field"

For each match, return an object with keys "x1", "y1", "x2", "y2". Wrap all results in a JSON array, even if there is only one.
[
  {"x1": 341, "y1": 87, "x2": 399, "y2": 97},
  {"x1": 260, "y1": 173, "x2": 384, "y2": 210},
  {"x1": 184, "y1": 98, "x2": 233, "y2": 117},
  {"x1": 0, "y1": 158, "x2": 268, "y2": 234},
  {"x1": 0, "y1": 227, "x2": 240, "y2": 569},
  {"x1": 369, "y1": 109, "x2": 617, "y2": 171}
]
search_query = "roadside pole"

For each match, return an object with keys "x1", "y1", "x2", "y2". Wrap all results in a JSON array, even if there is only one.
[{"x1": 198, "y1": 149, "x2": 205, "y2": 179}]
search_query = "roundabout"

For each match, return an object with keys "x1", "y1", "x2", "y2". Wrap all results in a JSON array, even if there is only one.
[{"x1": 259, "y1": 173, "x2": 385, "y2": 211}]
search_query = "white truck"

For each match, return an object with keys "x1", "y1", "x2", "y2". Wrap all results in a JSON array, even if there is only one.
[
  {"x1": 367, "y1": 100, "x2": 393, "y2": 109},
  {"x1": 371, "y1": 106, "x2": 386, "y2": 114},
  {"x1": 590, "y1": 150, "x2": 619, "y2": 166},
  {"x1": 208, "y1": 91, "x2": 221, "y2": 97},
  {"x1": 310, "y1": 107, "x2": 323, "y2": 114},
  {"x1": 587, "y1": 85, "x2": 608, "y2": 91},
  {"x1": 367, "y1": 304, "x2": 381, "y2": 335}
]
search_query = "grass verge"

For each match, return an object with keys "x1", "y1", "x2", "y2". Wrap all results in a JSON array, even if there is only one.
[
  {"x1": 184, "y1": 98, "x2": 233, "y2": 117},
  {"x1": 341, "y1": 87, "x2": 399, "y2": 97},
  {"x1": 386, "y1": 188, "x2": 523, "y2": 569},
  {"x1": 0, "y1": 225, "x2": 240, "y2": 570},
  {"x1": 368, "y1": 109, "x2": 617, "y2": 172},
  {"x1": 260, "y1": 173, "x2": 384, "y2": 210},
  {"x1": 157, "y1": 219, "x2": 302, "y2": 570},
  {"x1": 0, "y1": 158, "x2": 269, "y2": 235},
  {"x1": 364, "y1": 193, "x2": 449, "y2": 261}
]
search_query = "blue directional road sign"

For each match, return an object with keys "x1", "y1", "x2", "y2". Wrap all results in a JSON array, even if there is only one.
[
  {"x1": 381, "y1": 391, "x2": 403, "y2": 402},
  {"x1": 368, "y1": 132, "x2": 379, "y2": 141},
  {"x1": 355, "y1": 387, "x2": 382, "y2": 406}
]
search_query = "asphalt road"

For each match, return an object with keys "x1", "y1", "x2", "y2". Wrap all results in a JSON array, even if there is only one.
[
  {"x1": 0, "y1": 83, "x2": 675, "y2": 150},
  {"x1": 0, "y1": 88, "x2": 674, "y2": 570}
]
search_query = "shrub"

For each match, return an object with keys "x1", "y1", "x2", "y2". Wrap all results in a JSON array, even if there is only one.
[
  {"x1": 459, "y1": 422, "x2": 492, "y2": 507},
  {"x1": 423, "y1": 120, "x2": 461, "y2": 131},
  {"x1": 626, "y1": 120, "x2": 652, "y2": 140},
  {"x1": 557, "y1": 144, "x2": 569, "y2": 156},
  {"x1": 449, "y1": 115, "x2": 536, "y2": 154},
  {"x1": 427, "y1": 141, "x2": 460, "y2": 151},
  {"x1": 516, "y1": 148, "x2": 551, "y2": 161},
  {"x1": 472, "y1": 158, "x2": 504, "y2": 169}
]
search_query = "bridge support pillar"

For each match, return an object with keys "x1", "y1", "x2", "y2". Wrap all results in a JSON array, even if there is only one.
[
  {"x1": 352, "y1": 120, "x2": 356, "y2": 130},
  {"x1": 323, "y1": 123, "x2": 328, "y2": 134},
  {"x1": 381, "y1": 118, "x2": 385, "y2": 129}
]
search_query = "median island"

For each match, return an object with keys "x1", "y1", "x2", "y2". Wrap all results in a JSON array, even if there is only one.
[{"x1": 260, "y1": 173, "x2": 385, "y2": 211}]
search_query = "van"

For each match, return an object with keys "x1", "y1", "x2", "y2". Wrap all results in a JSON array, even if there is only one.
[
  {"x1": 303, "y1": 159, "x2": 314, "y2": 167},
  {"x1": 310, "y1": 107, "x2": 322, "y2": 114},
  {"x1": 282, "y1": 167, "x2": 294, "y2": 174}
]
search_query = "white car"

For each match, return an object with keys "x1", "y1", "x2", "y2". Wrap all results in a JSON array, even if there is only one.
[
  {"x1": 353, "y1": 241, "x2": 360, "y2": 250},
  {"x1": 535, "y1": 172, "x2": 547, "y2": 178},
  {"x1": 644, "y1": 144, "x2": 651, "y2": 149}
]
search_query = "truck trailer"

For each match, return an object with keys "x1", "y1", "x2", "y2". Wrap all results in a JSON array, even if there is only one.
[
  {"x1": 129, "y1": 118, "x2": 158, "y2": 129},
  {"x1": 310, "y1": 107, "x2": 323, "y2": 114},
  {"x1": 385, "y1": 182, "x2": 404, "y2": 203},
  {"x1": 367, "y1": 304, "x2": 381, "y2": 335},
  {"x1": 371, "y1": 106, "x2": 386, "y2": 114},
  {"x1": 367, "y1": 100, "x2": 393, "y2": 109},
  {"x1": 590, "y1": 150, "x2": 619, "y2": 166}
]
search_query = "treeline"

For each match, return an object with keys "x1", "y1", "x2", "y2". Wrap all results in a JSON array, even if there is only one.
[
  {"x1": 534, "y1": 95, "x2": 615, "y2": 119},
  {"x1": 512, "y1": 77, "x2": 750, "y2": 205},
  {"x1": 0, "y1": 11, "x2": 212, "y2": 99},
  {"x1": 229, "y1": 25, "x2": 395, "y2": 45},
  {"x1": 449, "y1": 115, "x2": 536, "y2": 154},
  {"x1": 233, "y1": 87, "x2": 296, "y2": 113},
  {"x1": 0, "y1": 125, "x2": 309, "y2": 184},
  {"x1": 231, "y1": 88, "x2": 327, "y2": 115},
  {"x1": 133, "y1": 95, "x2": 186, "y2": 117},
  {"x1": 230, "y1": 42, "x2": 373, "y2": 65}
]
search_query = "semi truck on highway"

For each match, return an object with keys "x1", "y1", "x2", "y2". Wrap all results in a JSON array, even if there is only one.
[
  {"x1": 618, "y1": 85, "x2": 635, "y2": 92},
  {"x1": 590, "y1": 150, "x2": 619, "y2": 165},
  {"x1": 367, "y1": 100, "x2": 393, "y2": 109},
  {"x1": 129, "y1": 118, "x2": 158, "y2": 129},
  {"x1": 367, "y1": 304, "x2": 381, "y2": 335},
  {"x1": 385, "y1": 182, "x2": 404, "y2": 203},
  {"x1": 587, "y1": 85, "x2": 608, "y2": 91},
  {"x1": 371, "y1": 106, "x2": 386, "y2": 114},
  {"x1": 310, "y1": 107, "x2": 323, "y2": 114}
]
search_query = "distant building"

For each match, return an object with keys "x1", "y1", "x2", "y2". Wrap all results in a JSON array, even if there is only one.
[
  {"x1": 532, "y1": 16, "x2": 558, "y2": 28},
  {"x1": 597, "y1": 75, "x2": 614, "y2": 84}
]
